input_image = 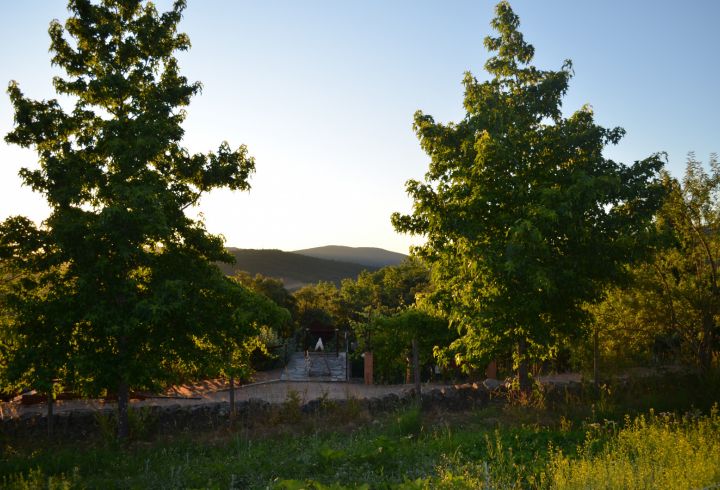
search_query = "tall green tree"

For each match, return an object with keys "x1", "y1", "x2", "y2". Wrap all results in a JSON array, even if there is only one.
[
  {"x1": 392, "y1": 1, "x2": 665, "y2": 390},
  {"x1": 2, "y1": 0, "x2": 256, "y2": 438}
]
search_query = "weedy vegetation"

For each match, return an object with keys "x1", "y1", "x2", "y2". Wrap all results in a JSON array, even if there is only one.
[{"x1": 2, "y1": 378, "x2": 719, "y2": 489}]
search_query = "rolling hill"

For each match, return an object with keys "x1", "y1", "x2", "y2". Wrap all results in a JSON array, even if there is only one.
[
  {"x1": 218, "y1": 248, "x2": 377, "y2": 290},
  {"x1": 292, "y1": 245, "x2": 407, "y2": 268}
]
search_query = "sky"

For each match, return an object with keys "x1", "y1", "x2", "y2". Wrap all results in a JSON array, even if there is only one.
[{"x1": 0, "y1": 1, "x2": 718, "y2": 255}]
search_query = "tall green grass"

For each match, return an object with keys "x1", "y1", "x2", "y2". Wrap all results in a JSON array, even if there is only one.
[
  {"x1": 275, "y1": 406, "x2": 720, "y2": 490},
  {"x1": 2, "y1": 395, "x2": 719, "y2": 489}
]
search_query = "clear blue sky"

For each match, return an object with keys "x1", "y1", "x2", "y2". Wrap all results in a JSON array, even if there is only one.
[{"x1": 1, "y1": 1, "x2": 718, "y2": 254}]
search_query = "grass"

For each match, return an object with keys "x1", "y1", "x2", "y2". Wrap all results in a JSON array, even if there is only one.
[
  {"x1": 1, "y1": 373, "x2": 719, "y2": 489},
  {"x1": 0, "y1": 404, "x2": 588, "y2": 489}
]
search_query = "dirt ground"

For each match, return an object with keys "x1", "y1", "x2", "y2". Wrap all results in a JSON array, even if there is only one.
[
  {"x1": 0, "y1": 367, "x2": 590, "y2": 420},
  {"x1": 0, "y1": 368, "x2": 426, "y2": 420}
]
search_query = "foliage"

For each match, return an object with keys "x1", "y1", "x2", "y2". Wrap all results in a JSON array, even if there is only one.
[
  {"x1": 339, "y1": 259, "x2": 437, "y2": 379},
  {"x1": 392, "y1": 1, "x2": 665, "y2": 387},
  {"x1": 233, "y1": 271, "x2": 296, "y2": 338},
  {"x1": 193, "y1": 277, "x2": 290, "y2": 381},
  {"x1": 0, "y1": 0, "x2": 265, "y2": 437},
  {"x1": 394, "y1": 405, "x2": 423, "y2": 437},
  {"x1": 588, "y1": 154, "x2": 720, "y2": 371},
  {"x1": 661, "y1": 154, "x2": 720, "y2": 370},
  {"x1": 2, "y1": 468, "x2": 81, "y2": 490},
  {"x1": 287, "y1": 260, "x2": 436, "y2": 381},
  {"x1": 5, "y1": 397, "x2": 719, "y2": 489},
  {"x1": 339, "y1": 258, "x2": 430, "y2": 323},
  {"x1": 294, "y1": 281, "x2": 340, "y2": 323},
  {"x1": 0, "y1": 218, "x2": 76, "y2": 400},
  {"x1": 288, "y1": 260, "x2": 431, "y2": 353},
  {"x1": 0, "y1": 404, "x2": 585, "y2": 489},
  {"x1": 355, "y1": 308, "x2": 453, "y2": 383},
  {"x1": 585, "y1": 269, "x2": 675, "y2": 369},
  {"x1": 547, "y1": 407, "x2": 720, "y2": 489},
  {"x1": 233, "y1": 272, "x2": 296, "y2": 315},
  {"x1": 94, "y1": 406, "x2": 157, "y2": 443}
]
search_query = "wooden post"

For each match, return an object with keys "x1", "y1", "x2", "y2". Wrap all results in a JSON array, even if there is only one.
[
  {"x1": 485, "y1": 359, "x2": 498, "y2": 379},
  {"x1": 412, "y1": 338, "x2": 421, "y2": 405},
  {"x1": 364, "y1": 352, "x2": 373, "y2": 385}
]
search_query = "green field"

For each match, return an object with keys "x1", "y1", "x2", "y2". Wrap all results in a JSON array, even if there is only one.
[{"x1": 2, "y1": 376, "x2": 719, "y2": 489}]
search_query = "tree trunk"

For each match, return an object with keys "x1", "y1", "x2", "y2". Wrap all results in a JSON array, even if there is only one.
[
  {"x1": 593, "y1": 325, "x2": 600, "y2": 395},
  {"x1": 47, "y1": 388, "x2": 54, "y2": 438},
  {"x1": 412, "y1": 338, "x2": 421, "y2": 405},
  {"x1": 116, "y1": 329, "x2": 130, "y2": 441},
  {"x1": 699, "y1": 318, "x2": 714, "y2": 374},
  {"x1": 117, "y1": 378, "x2": 130, "y2": 441},
  {"x1": 405, "y1": 356, "x2": 412, "y2": 384},
  {"x1": 229, "y1": 374, "x2": 236, "y2": 426},
  {"x1": 518, "y1": 338, "x2": 531, "y2": 393}
]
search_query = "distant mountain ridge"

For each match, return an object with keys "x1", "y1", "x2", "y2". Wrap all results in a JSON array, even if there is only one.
[
  {"x1": 293, "y1": 245, "x2": 407, "y2": 268},
  {"x1": 218, "y1": 246, "x2": 407, "y2": 291},
  {"x1": 219, "y1": 248, "x2": 376, "y2": 291}
]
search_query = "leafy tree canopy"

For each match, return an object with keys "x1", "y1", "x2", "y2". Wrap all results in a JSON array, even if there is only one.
[
  {"x1": 294, "y1": 281, "x2": 341, "y2": 332},
  {"x1": 1, "y1": 0, "x2": 261, "y2": 437},
  {"x1": 232, "y1": 271, "x2": 296, "y2": 337},
  {"x1": 354, "y1": 308, "x2": 453, "y2": 384},
  {"x1": 339, "y1": 258, "x2": 430, "y2": 323},
  {"x1": 590, "y1": 154, "x2": 720, "y2": 372},
  {"x1": 392, "y1": 1, "x2": 666, "y2": 385}
]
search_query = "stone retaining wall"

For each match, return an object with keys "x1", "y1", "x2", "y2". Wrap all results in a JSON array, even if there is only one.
[{"x1": 0, "y1": 384, "x2": 492, "y2": 440}]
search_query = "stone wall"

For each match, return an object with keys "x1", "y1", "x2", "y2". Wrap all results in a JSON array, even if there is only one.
[{"x1": 0, "y1": 384, "x2": 491, "y2": 440}]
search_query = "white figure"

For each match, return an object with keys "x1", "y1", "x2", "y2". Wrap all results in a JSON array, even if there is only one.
[{"x1": 314, "y1": 337, "x2": 324, "y2": 351}]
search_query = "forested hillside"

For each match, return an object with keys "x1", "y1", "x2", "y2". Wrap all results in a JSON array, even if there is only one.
[
  {"x1": 293, "y1": 245, "x2": 407, "y2": 268},
  {"x1": 219, "y1": 248, "x2": 376, "y2": 290}
]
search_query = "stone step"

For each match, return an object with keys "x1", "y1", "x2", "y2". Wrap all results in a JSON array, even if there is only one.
[{"x1": 281, "y1": 352, "x2": 347, "y2": 382}]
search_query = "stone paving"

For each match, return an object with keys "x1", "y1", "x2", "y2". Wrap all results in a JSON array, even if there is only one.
[{"x1": 281, "y1": 351, "x2": 347, "y2": 382}]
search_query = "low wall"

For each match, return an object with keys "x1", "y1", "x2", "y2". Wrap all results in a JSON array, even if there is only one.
[{"x1": 0, "y1": 384, "x2": 492, "y2": 440}]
